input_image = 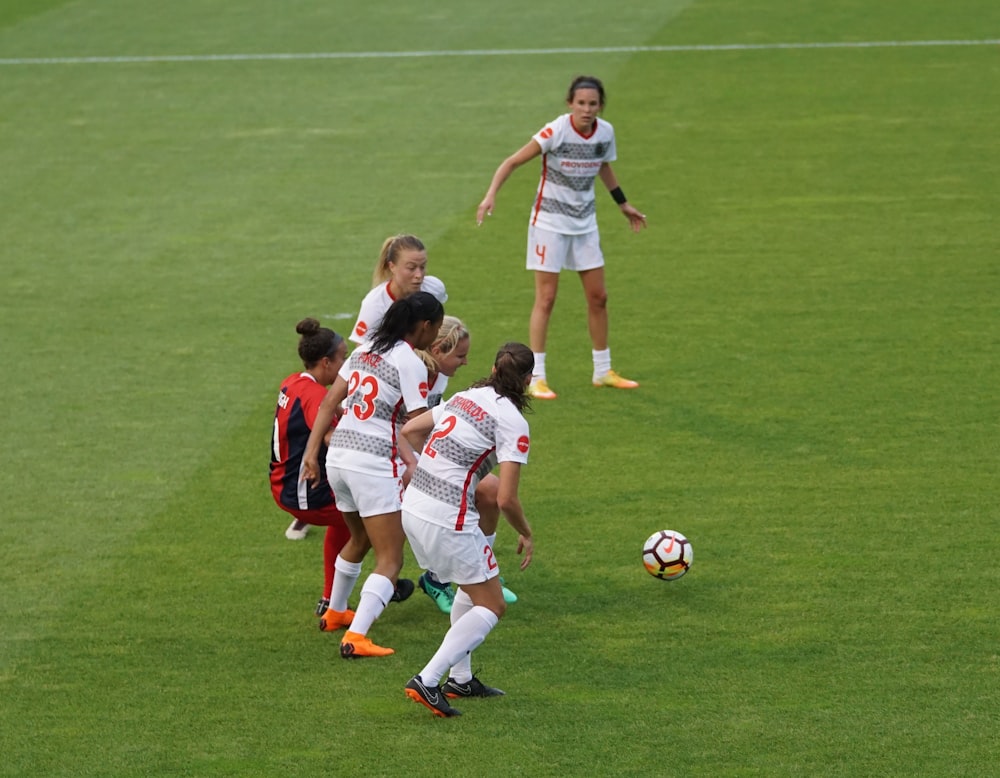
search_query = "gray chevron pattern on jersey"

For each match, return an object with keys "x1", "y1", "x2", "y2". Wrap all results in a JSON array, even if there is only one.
[
  {"x1": 349, "y1": 351, "x2": 402, "y2": 389},
  {"x1": 443, "y1": 400, "x2": 499, "y2": 439},
  {"x1": 552, "y1": 141, "x2": 605, "y2": 160},
  {"x1": 368, "y1": 396, "x2": 401, "y2": 422},
  {"x1": 330, "y1": 427, "x2": 394, "y2": 459},
  {"x1": 430, "y1": 436, "x2": 498, "y2": 474},
  {"x1": 546, "y1": 167, "x2": 597, "y2": 191},
  {"x1": 410, "y1": 467, "x2": 466, "y2": 506},
  {"x1": 537, "y1": 196, "x2": 596, "y2": 219}
]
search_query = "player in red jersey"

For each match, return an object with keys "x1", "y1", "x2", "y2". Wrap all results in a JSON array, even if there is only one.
[
  {"x1": 476, "y1": 75, "x2": 646, "y2": 400},
  {"x1": 270, "y1": 318, "x2": 351, "y2": 618}
]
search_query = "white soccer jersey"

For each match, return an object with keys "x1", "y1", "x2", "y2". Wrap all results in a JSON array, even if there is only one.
[
  {"x1": 349, "y1": 277, "x2": 449, "y2": 345},
  {"x1": 327, "y1": 341, "x2": 429, "y2": 478},
  {"x1": 402, "y1": 386, "x2": 530, "y2": 531},
  {"x1": 530, "y1": 113, "x2": 617, "y2": 235},
  {"x1": 350, "y1": 282, "x2": 396, "y2": 345},
  {"x1": 426, "y1": 372, "x2": 449, "y2": 410}
]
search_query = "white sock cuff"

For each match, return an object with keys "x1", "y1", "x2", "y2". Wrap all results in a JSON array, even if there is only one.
[
  {"x1": 335, "y1": 556, "x2": 363, "y2": 576},
  {"x1": 469, "y1": 605, "x2": 500, "y2": 631},
  {"x1": 452, "y1": 588, "x2": 474, "y2": 612},
  {"x1": 361, "y1": 573, "x2": 396, "y2": 607},
  {"x1": 532, "y1": 352, "x2": 546, "y2": 380}
]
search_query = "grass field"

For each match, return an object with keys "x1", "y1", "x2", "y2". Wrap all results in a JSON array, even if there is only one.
[{"x1": 2, "y1": 2, "x2": 999, "y2": 776}]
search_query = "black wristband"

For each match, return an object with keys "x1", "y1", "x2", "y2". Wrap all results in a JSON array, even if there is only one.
[{"x1": 610, "y1": 186, "x2": 627, "y2": 205}]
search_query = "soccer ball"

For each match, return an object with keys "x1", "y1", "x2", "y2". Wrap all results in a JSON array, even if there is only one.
[{"x1": 642, "y1": 530, "x2": 693, "y2": 580}]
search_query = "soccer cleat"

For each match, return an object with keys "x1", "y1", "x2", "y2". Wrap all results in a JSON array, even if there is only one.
[
  {"x1": 405, "y1": 675, "x2": 462, "y2": 717},
  {"x1": 340, "y1": 631, "x2": 394, "y2": 658},
  {"x1": 499, "y1": 577, "x2": 518, "y2": 605},
  {"x1": 418, "y1": 572, "x2": 455, "y2": 614},
  {"x1": 527, "y1": 378, "x2": 557, "y2": 400},
  {"x1": 442, "y1": 675, "x2": 505, "y2": 698},
  {"x1": 390, "y1": 578, "x2": 415, "y2": 603},
  {"x1": 315, "y1": 597, "x2": 330, "y2": 617},
  {"x1": 318, "y1": 607, "x2": 355, "y2": 632},
  {"x1": 285, "y1": 519, "x2": 310, "y2": 540},
  {"x1": 592, "y1": 370, "x2": 639, "y2": 389}
]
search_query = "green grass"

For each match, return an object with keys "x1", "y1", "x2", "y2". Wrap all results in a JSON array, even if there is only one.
[{"x1": 2, "y1": 1, "x2": 999, "y2": 776}]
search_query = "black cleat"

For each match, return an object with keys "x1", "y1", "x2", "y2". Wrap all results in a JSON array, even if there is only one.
[
  {"x1": 442, "y1": 676, "x2": 505, "y2": 698},
  {"x1": 315, "y1": 597, "x2": 330, "y2": 617},
  {"x1": 391, "y1": 578, "x2": 415, "y2": 603},
  {"x1": 405, "y1": 675, "x2": 462, "y2": 717}
]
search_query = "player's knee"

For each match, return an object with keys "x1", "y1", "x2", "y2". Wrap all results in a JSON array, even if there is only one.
[{"x1": 588, "y1": 288, "x2": 608, "y2": 309}]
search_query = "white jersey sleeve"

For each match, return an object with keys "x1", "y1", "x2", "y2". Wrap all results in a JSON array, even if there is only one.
[{"x1": 349, "y1": 282, "x2": 395, "y2": 345}]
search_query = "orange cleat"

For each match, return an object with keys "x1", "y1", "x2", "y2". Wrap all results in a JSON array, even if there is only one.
[
  {"x1": 319, "y1": 608, "x2": 355, "y2": 632},
  {"x1": 340, "y1": 631, "x2": 394, "y2": 658}
]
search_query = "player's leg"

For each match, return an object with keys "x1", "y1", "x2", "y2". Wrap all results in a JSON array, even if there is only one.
[
  {"x1": 340, "y1": 510, "x2": 405, "y2": 658},
  {"x1": 526, "y1": 226, "x2": 564, "y2": 399},
  {"x1": 320, "y1": 509, "x2": 367, "y2": 631},
  {"x1": 475, "y1": 475, "x2": 517, "y2": 604},
  {"x1": 579, "y1": 265, "x2": 638, "y2": 389}
]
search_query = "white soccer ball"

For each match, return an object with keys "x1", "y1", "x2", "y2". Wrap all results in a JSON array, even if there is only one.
[{"x1": 642, "y1": 530, "x2": 693, "y2": 580}]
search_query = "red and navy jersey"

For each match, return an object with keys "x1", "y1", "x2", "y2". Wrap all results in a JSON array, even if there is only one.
[{"x1": 270, "y1": 372, "x2": 336, "y2": 510}]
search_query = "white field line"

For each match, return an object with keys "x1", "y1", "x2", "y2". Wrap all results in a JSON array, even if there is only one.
[{"x1": 1, "y1": 39, "x2": 998, "y2": 66}]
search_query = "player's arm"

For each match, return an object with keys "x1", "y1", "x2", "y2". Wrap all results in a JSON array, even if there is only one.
[
  {"x1": 496, "y1": 460, "x2": 533, "y2": 570},
  {"x1": 477, "y1": 139, "x2": 543, "y2": 225},
  {"x1": 302, "y1": 375, "x2": 348, "y2": 486},
  {"x1": 598, "y1": 162, "x2": 647, "y2": 233},
  {"x1": 401, "y1": 410, "x2": 436, "y2": 454}
]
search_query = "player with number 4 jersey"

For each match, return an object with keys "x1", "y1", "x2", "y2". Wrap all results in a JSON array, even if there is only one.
[{"x1": 476, "y1": 75, "x2": 646, "y2": 400}]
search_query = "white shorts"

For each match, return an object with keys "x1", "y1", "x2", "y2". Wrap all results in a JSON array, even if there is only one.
[
  {"x1": 526, "y1": 225, "x2": 604, "y2": 273},
  {"x1": 402, "y1": 511, "x2": 500, "y2": 585},
  {"x1": 327, "y1": 466, "x2": 404, "y2": 517}
]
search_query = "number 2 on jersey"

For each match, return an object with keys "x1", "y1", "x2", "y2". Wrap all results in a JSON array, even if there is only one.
[
  {"x1": 347, "y1": 371, "x2": 379, "y2": 420},
  {"x1": 423, "y1": 415, "x2": 457, "y2": 458}
]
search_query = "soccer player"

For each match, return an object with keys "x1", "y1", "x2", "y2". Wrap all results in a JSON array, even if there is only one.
[
  {"x1": 350, "y1": 233, "x2": 448, "y2": 346},
  {"x1": 414, "y1": 316, "x2": 519, "y2": 614},
  {"x1": 302, "y1": 293, "x2": 444, "y2": 658},
  {"x1": 269, "y1": 318, "x2": 351, "y2": 616},
  {"x1": 476, "y1": 75, "x2": 647, "y2": 400},
  {"x1": 401, "y1": 343, "x2": 536, "y2": 718}
]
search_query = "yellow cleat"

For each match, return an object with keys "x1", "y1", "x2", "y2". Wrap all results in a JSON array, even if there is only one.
[
  {"x1": 593, "y1": 370, "x2": 639, "y2": 389},
  {"x1": 527, "y1": 378, "x2": 557, "y2": 400}
]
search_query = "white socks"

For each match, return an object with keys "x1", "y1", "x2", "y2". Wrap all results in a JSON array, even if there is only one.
[
  {"x1": 418, "y1": 600, "x2": 498, "y2": 687},
  {"x1": 592, "y1": 348, "x2": 612, "y2": 380},
  {"x1": 534, "y1": 349, "x2": 614, "y2": 383},
  {"x1": 349, "y1": 573, "x2": 395, "y2": 635},
  {"x1": 329, "y1": 555, "x2": 362, "y2": 612},
  {"x1": 532, "y1": 352, "x2": 546, "y2": 381}
]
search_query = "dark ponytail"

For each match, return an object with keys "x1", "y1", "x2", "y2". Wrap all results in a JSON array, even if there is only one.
[
  {"x1": 369, "y1": 291, "x2": 444, "y2": 354},
  {"x1": 471, "y1": 342, "x2": 534, "y2": 412}
]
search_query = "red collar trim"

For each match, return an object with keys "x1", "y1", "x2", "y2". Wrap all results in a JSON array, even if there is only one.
[{"x1": 570, "y1": 114, "x2": 598, "y2": 140}]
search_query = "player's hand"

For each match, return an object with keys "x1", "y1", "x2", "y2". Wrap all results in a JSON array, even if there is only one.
[
  {"x1": 301, "y1": 456, "x2": 320, "y2": 487},
  {"x1": 401, "y1": 460, "x2": 417, "y2": 489},
  {"x1": 516, "y1": 533, "x2": 534, "y2": 570},
  {"x1": 476, "y1": 197, "x2": 494, "y2": 226},
  {"x1": 621, "y1": 203, "x2": 647, "y2": 232}
]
